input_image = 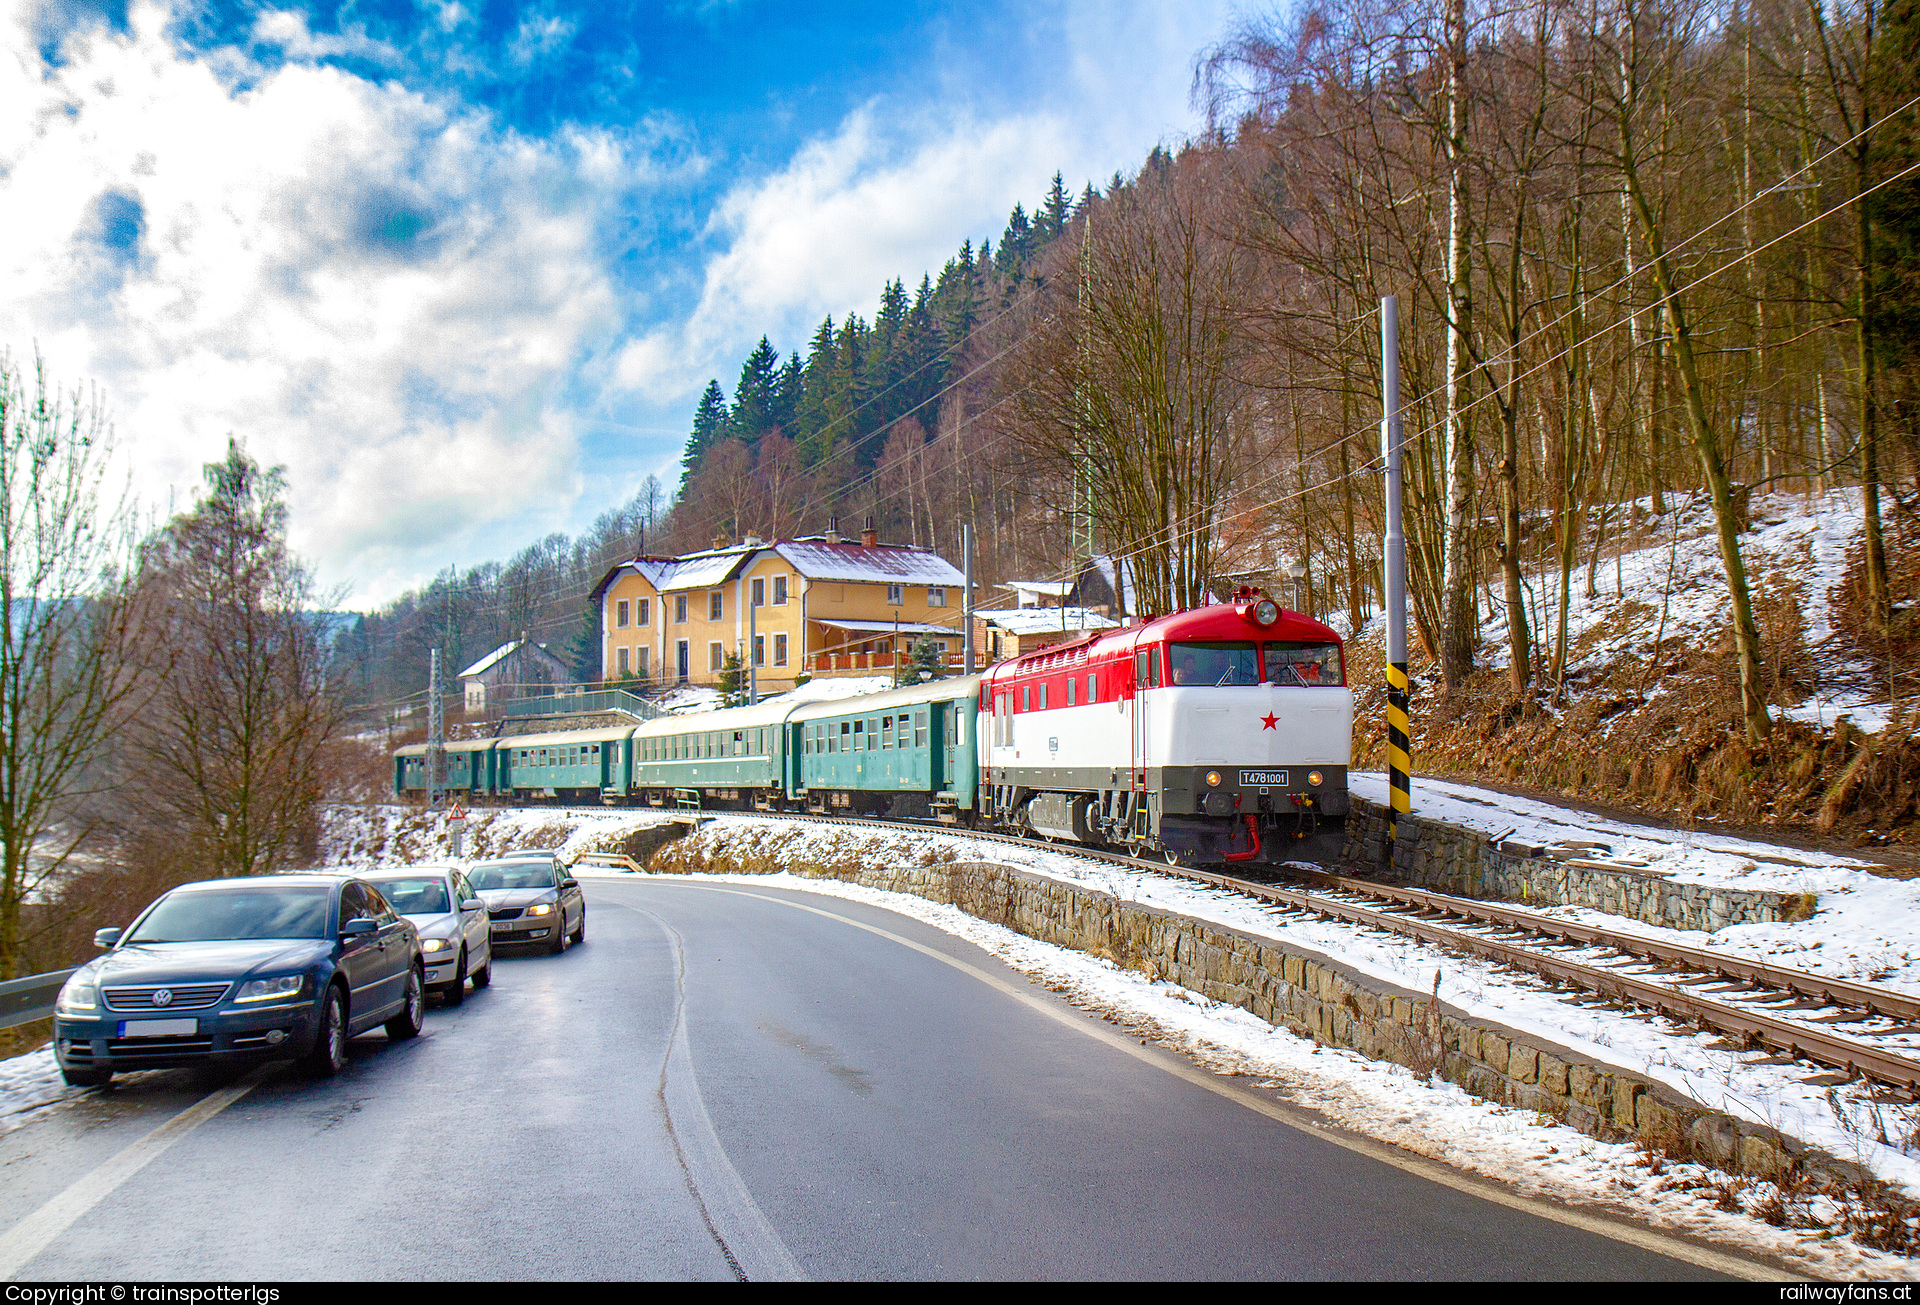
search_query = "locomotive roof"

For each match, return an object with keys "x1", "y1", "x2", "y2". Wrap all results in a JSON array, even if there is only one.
[{"x1": 988, "y1": 603, "x2": 1342, "y2": 675}]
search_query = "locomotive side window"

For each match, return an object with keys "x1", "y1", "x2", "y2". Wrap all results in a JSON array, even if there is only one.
[
  {"x1": 1266, "y1": 642, "x2": 1345, "y2": 686},
  {"x1": 1022, "y1": 686, "x2": 1030, "y2": 712},
  {"x1": 1171, "y1": 642, "x2": 1260, "y2": 686},
  {"x1": 1067, "y1": 677, "x2": 1075, "y2": 706}
]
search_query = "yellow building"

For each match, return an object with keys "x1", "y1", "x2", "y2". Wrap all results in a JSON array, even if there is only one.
[{"x1": 590, "y1": 521, "x2": 970, "y2": 694}]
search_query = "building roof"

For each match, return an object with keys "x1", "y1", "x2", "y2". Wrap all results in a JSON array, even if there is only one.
[
  {"x1": 774, "y1": 538, "x2": 965, "y2": 586},
  {"x1": 1002, "y1": 579, "x2": 1075, "y2": 598},
  {"x1": 975, "y1": 607, "x2": 1119, "y2": 636},
  {"x1": 456, "y1": 639, "x2": 565, "y2": 681},
  {"x1": 815, "y1": 618, "x2": 958, "y2": 636},
  {"x1": 1086, "y1": 554, "x2": 1139, "y2": 614}
]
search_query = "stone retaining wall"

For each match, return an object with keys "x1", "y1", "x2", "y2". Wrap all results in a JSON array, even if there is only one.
[
  {"x1": 646, "y1": 835, "x2": 1856, "y2": 1187},
  {"x1": 1338, "y1": 796, "x2": 1816, "y2": 931}
]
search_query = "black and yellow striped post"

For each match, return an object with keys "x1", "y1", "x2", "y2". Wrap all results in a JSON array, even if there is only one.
[{"x1": 1380, "y1": 296, "x2": 1411, "y2": 840}]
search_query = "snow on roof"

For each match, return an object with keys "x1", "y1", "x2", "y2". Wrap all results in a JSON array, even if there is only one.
[
  {"x1": 976, "y1": 607, "x2": 1118, "y2": 636},
  {"x1": 650, "y1": 550, "x2": 753, "y2": 593},
  {"x1": 1089, "y1": 554, "x2": 1139, "y2": 613},
  {"x1": 815, "y1": 618, "x2": 959, "y2": 635},
  {"x1": 1003, "y1": 579, "x2": 1075, "y2": 597},
  {"x1": 457, "y1": 641, "x2": 518, "y2": 679},
  {"x1": 774, "y1": 539, "x2": 965, "y2": 586}
]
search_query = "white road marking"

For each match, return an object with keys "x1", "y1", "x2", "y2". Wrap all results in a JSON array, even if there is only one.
[
  {"x1": 0, "y1": 1072, "x2": 263, "y2": 1280},
  {"x1": 646, "y1": 879, "x2": 1784, "y2": 1283},
  {"x1": 621, "y1": 901, "x2": 806, "y2": 1282}
]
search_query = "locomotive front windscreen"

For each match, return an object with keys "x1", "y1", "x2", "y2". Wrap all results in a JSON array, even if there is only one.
[
  {"x1": 1266, "y1": 642, "x2": 1344, "y2": 685},
  {"x1": 1170, "y1": 643, "x2": 1260, "y2": 686}
]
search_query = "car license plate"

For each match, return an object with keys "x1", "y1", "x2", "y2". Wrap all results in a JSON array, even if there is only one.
[
  {"x1": 1239, "y1": 769, "x2": 1289, "y2": 787},
  {"x1": 119, "y1": 1018, "x2": 197, "y2": 1037}
]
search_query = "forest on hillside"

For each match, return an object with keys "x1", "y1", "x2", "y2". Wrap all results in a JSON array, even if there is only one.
[{"x1": 349, "y1": 0, "x2": 1920, "y2": 763}]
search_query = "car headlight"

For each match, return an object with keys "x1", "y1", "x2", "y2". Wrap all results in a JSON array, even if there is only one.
[
  {"x1": 235, "y1": 975, "x2": 306, "y2": 1003},
  {"x1": 526, "y1": 903, "x2": 553, "y2": 917},
  {"x1": 1308, "y1": 770, "x2": 1324, "y2": 786},
  {"x1": 1204, "y1": 770, "x2": 1222, "y2": 787},
  {"x1": 56, "y1": 978, "x2": 97, "y2": 1016},
  {"x1": 420, "y1": 937, "x2": 452, "y2": 953}
]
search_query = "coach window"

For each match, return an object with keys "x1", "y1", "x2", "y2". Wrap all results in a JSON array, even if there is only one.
[
  {"x1": 880, "y1": 715, "x2": 893, "y2": 748},
  {"x1": 838, "y1": 721, "x2": 850, "y2": 752},
  {"x1": 914, "y1": 711, "x2": 928, "y2": 748},
  {"x1": 617, "y1": 600, "x2": 630, "y2": 628}
]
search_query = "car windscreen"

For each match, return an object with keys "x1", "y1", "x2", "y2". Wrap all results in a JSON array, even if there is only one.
[
  {"x1": 127, "y1": 886, "x2": 332, "y2": 942},
  {"x1": 1170, "y1": 642, "x2": 1261, "y2": 686},
  {"x1": 369, "y1": 877, "x2": 450, "y2": 914},
  {"x1": 467, "y1": 861, "x2": 557, "y2": 891}
]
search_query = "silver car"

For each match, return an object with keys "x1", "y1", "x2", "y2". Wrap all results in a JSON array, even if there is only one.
[
  {"x1": 468, "y1": 855, "x2": 585, "y2": 954},
  {"x1": 357, "y1": 866, "x2": 493, "y2": 1005}
]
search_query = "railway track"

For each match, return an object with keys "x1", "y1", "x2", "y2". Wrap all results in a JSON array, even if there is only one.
[{"x1": 468, "y1": 802, "x2": 1920, "y2": 1094}]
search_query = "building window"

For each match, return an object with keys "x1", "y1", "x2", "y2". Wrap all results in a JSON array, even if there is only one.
[
  {"x1": 754, "y1": 634, "x2": 765, "y2": 666},
  {"x1": 752, "y1": 577, "x2": 765, "y2": 606},
  {"x1": 886, "y1": 583, "x2": 904, "y2": 605},
  {"x1": 638, "y1": 598, "x2": 650, "y2": 626},
  {"x1": 618, "y1": 647, "x2": 630, "y2": 675},
  {"x1": 774, "y1": 633, "x2": 788, "y2": 666},
  {"x1": 639, "y1": 646, "x2": 651, "y2": 676},
  {"x1": 675, "y1": 595, "x2": 688, "y2": 624},
  {"x1": 709, "y1": 591, "x2": 723, "y2": 621},
  {"x1": 773, "y1": 574, "x2": 788, "y2": 605},
  {"x1": 617, "y1": 600, "x2": 630, "y2": 628},
  {"x1": 709, "y1": 641, "x2": 724, "y2": 671},
  {"x1": 927, "y1": 587, "x2": 946, "y2": 607}
]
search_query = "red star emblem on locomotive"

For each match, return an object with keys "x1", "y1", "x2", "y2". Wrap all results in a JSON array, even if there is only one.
[{"x1": 1260, "y1": 713, "x2": 1278, "y2": 730}]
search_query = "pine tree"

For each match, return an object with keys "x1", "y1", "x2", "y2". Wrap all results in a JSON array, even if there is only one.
[
  {"x1": 727, "y1": 337, "x2": 781, "y2": 444},
  {"x1": 995, "y1": 204, "x2": 1032, "y2": 283},
  {"x1": 1039, "y1": 171, "x2": 1071, "y2": 240},
  {"x1": 680, "y1": 379, "x2": 728, "y2": 496},
  {"x1": 796, "y1": 316, "x2": 839, "y2": 466},
  {"x1": 774, "y1": 353, "x2": 803, "y2": 433}
]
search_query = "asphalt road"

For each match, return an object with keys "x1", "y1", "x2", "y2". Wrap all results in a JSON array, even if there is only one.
[{"x1": 0, "y1": 878, "x2": 1758, "y2": 1280}]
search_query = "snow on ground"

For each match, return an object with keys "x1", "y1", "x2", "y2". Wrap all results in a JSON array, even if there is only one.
[
  {"x1": 1359, "y1": 770, "x2": 1920, "y2": 998},
  {"x1": 1476, "y1": 489, "x2": 1889, "y2": 733},
  {"x1": 0, "y1": 1048, "x2": 81, "y2": 1142},
  {"x1": 586, "y1": 863, "x2": 1916, "y2": 1277}
]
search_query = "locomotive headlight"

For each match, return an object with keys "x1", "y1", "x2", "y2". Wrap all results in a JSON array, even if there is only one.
[
  {"x1": 1252, "y1": 599, "x2": 1280, "y2": 626},
  {"x1": 1308, "y1": 770, "x2": 1324, "y2": 787},
  {"x1": 1204, "y1": 770, "x2": 1222, "y2": 787}
]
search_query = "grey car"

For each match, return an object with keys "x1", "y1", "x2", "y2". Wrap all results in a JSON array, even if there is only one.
[
  {"x1": 357, "y1": 865, "x2": 493, "y2": 1005},
  {"x1": 468, "y1": 855, "x2": 585, "y2": 954}
]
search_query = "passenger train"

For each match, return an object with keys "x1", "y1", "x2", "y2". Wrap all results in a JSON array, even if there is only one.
[{"x1": 394, "y1": 592, "x2": 1351, "y2": 865}]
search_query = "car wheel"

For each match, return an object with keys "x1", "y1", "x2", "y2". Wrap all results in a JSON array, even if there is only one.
[
  {"x1": 470, "y1": 954, "x2": 491, "y2": 988},
  {"x1": 385, "y1": 966, "x2": 425, "y2": 1040},
  {"x1": 571, "y1": 910, "x2": 586, "y2": 945},
  {"x1": 61, "y1": 1066, "x2": 112, "y2": 1088},
  {"x1": 305, "y1": 985, "x2": 348, "y2": 1078},
  {"x1": 548, "y1": 915, "x2": 569, "y2": 954},
  {"x1": 439, "y1": 949, "x2": 467, "y2": 1006}
]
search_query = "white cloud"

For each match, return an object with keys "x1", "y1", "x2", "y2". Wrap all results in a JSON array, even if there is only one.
[
  {"x1": 249, "y1": 9, "x2": 401, "y2": 65},
  {"x1": 615, "y1": 0, "x2": 1235, "y2": 401},
  {"x1": 0, "y1": 1, "x2": 652, "y2": 603}
]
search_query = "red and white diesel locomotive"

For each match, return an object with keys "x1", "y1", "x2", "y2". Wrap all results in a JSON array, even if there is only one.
[{"x1": 978, "y1": 589, "x2": 1351, "y2": 863}]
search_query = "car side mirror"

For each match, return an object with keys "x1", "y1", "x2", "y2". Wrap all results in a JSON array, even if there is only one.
[
  {"x1": 560, "y1": 877, "x2": 578, "y2": 890},
  {"x1": 339, "y1": 919, "x2": 377, "y2": 939},
  {"x1": 93, "y1": 927, "x2": 121, "y2": 949},
  {"x1": 461, "y1": 898, "x2": 483, "y2": 912}
]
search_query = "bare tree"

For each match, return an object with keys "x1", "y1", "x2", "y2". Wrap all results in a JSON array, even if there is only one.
[
  {"x1": 126, "y1": 440, "x2": 343, "y2": 878},
  {"x1": 0, "y1": 354, "x2": 153, "y2": 977}
]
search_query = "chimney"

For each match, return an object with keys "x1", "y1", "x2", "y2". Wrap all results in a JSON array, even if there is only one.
[
  {"x1": 861, "y1": 514, "x2": 878, "y2": 548},
  {"x1": 743, "y1": 533, "x2": 763, "y2": 548},
  {"x1": 710, "y1": 532, "x2": 729, "y2": 550},
  {"x1": 825, "y1": 515, "x2": 841, "y2": 543}
]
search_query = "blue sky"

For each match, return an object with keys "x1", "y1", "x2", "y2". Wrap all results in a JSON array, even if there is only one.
[{"x1": 3, "y1": 0, "x2": 1236, "y2": 604}]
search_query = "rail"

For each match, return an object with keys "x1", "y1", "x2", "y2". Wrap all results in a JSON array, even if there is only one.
[{"x1": 1, "y1": 968, "x2": 76, "y2": 1031}]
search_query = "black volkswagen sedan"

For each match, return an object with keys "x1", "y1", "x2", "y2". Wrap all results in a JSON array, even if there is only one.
[{"x1": 53, "y1": 874, "x2": 427, "y2": 1087}]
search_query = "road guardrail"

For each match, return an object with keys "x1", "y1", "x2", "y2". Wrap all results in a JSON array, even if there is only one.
[{"x1": 0, "y1": 967, "x2": 76, "y2": 1030}]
